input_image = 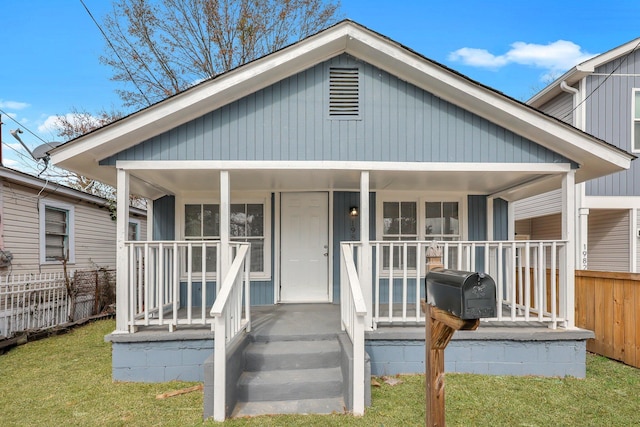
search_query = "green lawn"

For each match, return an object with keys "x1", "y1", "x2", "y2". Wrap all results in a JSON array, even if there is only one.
[{"x1": 1, "y1": 319, "x2": 638, "y2": 426}]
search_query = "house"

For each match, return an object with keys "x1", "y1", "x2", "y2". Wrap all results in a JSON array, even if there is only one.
[
  {"x1": 514, "y1": 38, "x2": 640, "y2": 272},
  {"x1": 0, "y1": 164, "x2": 146, "y2": 337},
  {"x1": 0, "y1": 166, "x2": 147, "y2": 275},
  {"x1": 49, "y1": 21, "x2": 632, "y2": 420}
]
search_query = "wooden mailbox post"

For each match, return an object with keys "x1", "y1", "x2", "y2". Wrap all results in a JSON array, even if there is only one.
[{"x1": 422, "y1": 301, "x2": 479, "y2": 426}]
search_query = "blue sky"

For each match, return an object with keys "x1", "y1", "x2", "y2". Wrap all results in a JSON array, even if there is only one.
[{"x1": 1, "y1": 0, "x2": 640, "y2": 175}]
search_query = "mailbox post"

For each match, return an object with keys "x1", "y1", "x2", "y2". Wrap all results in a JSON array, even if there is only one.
[{"x1": 423, "y1": 268, "x2": 497, "y2": 426}]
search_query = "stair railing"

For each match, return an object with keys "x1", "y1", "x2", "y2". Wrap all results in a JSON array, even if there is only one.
[
  {"x1": 340, "y1": 243, "x2": 367, "y2": 416},
  {"x1": 210, "y1": 243, "x2": 251, "y2": 421}
]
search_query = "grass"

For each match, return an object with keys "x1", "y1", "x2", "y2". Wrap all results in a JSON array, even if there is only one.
[{"x1": 0, "y1": 320, "x2": 638, "y2": 426}]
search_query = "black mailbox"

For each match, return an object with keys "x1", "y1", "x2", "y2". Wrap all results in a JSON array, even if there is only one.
[{"x1": 426, "y1": 268, "x2": 497, "y2": 319}]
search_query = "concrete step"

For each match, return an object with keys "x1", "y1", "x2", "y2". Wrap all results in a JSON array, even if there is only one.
[
  {"x1": 232, "y1": 397, "x2": 346, "y2": 417},
  {"x1": 244, "y1": 339, "x2": 340, "y2": 371},
  {"x1": 237, "y1": 366, "x2": 343, "y2": 402}
]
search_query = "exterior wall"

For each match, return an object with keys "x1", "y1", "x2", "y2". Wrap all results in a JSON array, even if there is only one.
[
  {"x1": 153, "y1": 195, "x2": 175, "y2": 240},
  {"x1": 587, "y1": 209, "x2": 630, "y2": 272},
  {"x1": 514, "y1": 214, "x2": 561, "y2": 240},
  {"x1": 332, "y1": 191, "x2": 376, "y2": 302},
  {"x1": 637, "y1": 209, "x2": 640, "y2": 270},
  {"x1": 0, "y1": 180, "x2": 146, "y2": 275},
  {"x1": 539, "y1": 91, "x2": 574, "y2": 124},
  {"x1": 585, "y1": 50, "x2": 640, "y2": 197},
  {"x1": 109, "y1": 329, "x2": 590, "y2": 382},
  {"x1": 102, "y1": 55, "x2": 569, "y2": 166},
  {"x1": 493, "y1": 198, "x2": 509, "y2": 240},
  {"x1": 513, "y1": 189, "x2": 562, "y2": 221}
]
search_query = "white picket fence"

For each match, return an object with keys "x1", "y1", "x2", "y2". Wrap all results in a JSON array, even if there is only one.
[{"x1": 0, "y1": 272, "x2": 71, "y2": 338}]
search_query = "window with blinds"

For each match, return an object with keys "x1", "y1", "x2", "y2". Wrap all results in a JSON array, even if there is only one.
[
  {"x1": 329, "y1": 67, "x2": 360, "y2": 118},
  {"x1": 44, "y1": 206, "x2": 68, "y2": 261}
]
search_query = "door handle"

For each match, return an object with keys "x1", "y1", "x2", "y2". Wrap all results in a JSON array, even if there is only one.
[{"x1": 323, "y1": 253, "x2": 328, "y2": 257}]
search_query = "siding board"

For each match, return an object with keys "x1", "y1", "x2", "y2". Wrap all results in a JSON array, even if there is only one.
[
  {"x1": 588, "y1": 210, "x2": 629, "y2": 272},
  {"x1": 102, "y1": 54, "x2": 569, "y2": 166}
]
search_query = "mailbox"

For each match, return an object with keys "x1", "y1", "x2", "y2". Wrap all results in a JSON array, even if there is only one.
[{"x1": 426, "y1": 268, "x2": 496, "y2": 319}]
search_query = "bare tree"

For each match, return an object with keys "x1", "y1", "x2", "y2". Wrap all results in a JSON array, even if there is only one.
[
  {"x1": 53, "y1": 109, "x2": 122, "y2": 199},
  {"x1": 101, "y1": 0, "x2": 341, "y2": 108}
]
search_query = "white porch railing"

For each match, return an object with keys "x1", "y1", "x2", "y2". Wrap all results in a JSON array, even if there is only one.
[
  {"x1": 210, "y1": 243, "x2": 251, "y2": 422},
  {"x1": 339, "y1": 244, "x2": 367, "y2": 416},
  {"x1": 124, "y1": 240, "x2": 248, "y2": 332},
  {"x1": 0, "y1": 272, "x2": 70, "y2": 338},
  {"x1": 342, "y1": 240, "x2": 570, "y2": 330}
]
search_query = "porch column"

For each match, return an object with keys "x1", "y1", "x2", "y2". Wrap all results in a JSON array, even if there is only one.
[
  {"x1": 561, "y1": 170, "x2": 576, "y2": 329},
  {"x1": 219, "y1": 171, "x2": 231, "y2": 285},
  {"x1": 115, "y1": 168, "x2": 130, "y2": 333},
  {"x1": 145, "y1": 198, "x2": 153, "y2": 241},
  {"x1": 360, "y1": 171, "x2": 373, "y2": 330}
]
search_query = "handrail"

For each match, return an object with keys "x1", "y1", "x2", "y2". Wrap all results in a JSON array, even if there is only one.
[
  {"x1": 210, "y1": 243, "x2": 249, "y2": 317},
  {"x1": 210, "y1": 242, "x2": 251, "y2": 422},
  {"x1": 341, "y1": 244, "x2": 368, "y2": 316},
  {"x1": 340, "y1": 243, "x2": 366, "y2": 416}
]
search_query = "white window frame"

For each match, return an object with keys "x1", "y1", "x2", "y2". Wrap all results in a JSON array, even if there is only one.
[
  {"x1": 39, "y1": 200, "x2": 75, "y2": 265},
  {"x1": 376, "y1": 192, "x2": 466, "y2": 274},
  {"x1": 128, "y1": 219, "x2": 141, "y2": 241},
  {"x1": 632, "y1": 88, "x2": 640, "y2": 153},
  {"x1": 177, "y1": 193, "x2": 272, "y2": 280}
]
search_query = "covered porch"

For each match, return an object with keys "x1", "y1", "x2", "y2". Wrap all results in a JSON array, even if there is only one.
[{"x1": 110, "y1": 164, "x2": 579, "y2": 420}]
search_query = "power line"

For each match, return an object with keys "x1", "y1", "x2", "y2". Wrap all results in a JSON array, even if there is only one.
[
  {"x1": 562, "y1": 39, "x2": 640, "y2": 121},
  {"x1": 79, "y1": 0, "x2": 152, "y2": 106},
  {"x1": 0, "y1": 107, "x2": 48, "y2": 144}
]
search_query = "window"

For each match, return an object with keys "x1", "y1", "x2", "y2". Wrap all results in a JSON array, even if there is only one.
[
  {"x1": 382, "y1": 201, "x2": 417, "y2": 269},
  {"x1": 39, "y1": 201, "x2": 75, "y2": 264},
  {"x1": 184, "y1": 204, "x2": 219, "y2": 273},
  {"x1": 128, "y1": 220, "x2": 141, "y2": 241},
  {"x1": 633, "y1": 89, "x2": 640, "y2": 152},
  {"x1": 183, "y1": 201, "x2": 267, "y2": 275},
  {"x1": 378, "y1": 197, "x2": 461, "y2": 271}
]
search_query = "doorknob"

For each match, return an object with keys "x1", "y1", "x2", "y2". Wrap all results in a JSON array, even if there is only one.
[{"x1": 323, "y1": 253, "x2": 328, "y2": 257}]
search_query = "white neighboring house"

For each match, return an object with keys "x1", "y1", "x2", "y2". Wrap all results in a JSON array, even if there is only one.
[
  {"x1": 0, "y1": 166, "x2": 147, "y2": 275},
  {"x1": 514, "y1": 39, "x2": 640, "y2": 272}
]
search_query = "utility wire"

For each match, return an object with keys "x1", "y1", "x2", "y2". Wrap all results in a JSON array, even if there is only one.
[
  {"x1": 561, "y1": 39, "x2": 640, "y2": 121},
  {"x1": 0, "y1": 107, "x2": 48, "y2": 144},
  {"x1": 79, "y1": 0, "x2": 152, "y2": 106}
]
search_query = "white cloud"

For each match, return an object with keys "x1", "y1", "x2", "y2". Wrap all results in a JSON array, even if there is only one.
[
  {"x1": 37, "y1": 115, "x2": 64, "y2": 134},
  {"x1": 0, "y1": 100, "x2": 30, "y2": 110},
  {"x1": 2, "y1": 158, "x2": 19, "y2": 168},
  {"x1": 449, "y1": 40, "x2": 597, "y2": 79}
]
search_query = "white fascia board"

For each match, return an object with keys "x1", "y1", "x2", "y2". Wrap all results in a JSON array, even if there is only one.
[
  {"x1": 341, "y1": 33, "x2": 633, "y2": 172},
  {"x1": 117, "y1": 159, "x2": 570, "y2": 173},
  {"x1": 584, "y1": 195, "x2": 640, "y2": 209},
  {"x1": 576, "y1": 38, "x2": 640, "y2": 73},
  {"x1": 50, "y1": 26, "x2": 351, "y2": 166}
]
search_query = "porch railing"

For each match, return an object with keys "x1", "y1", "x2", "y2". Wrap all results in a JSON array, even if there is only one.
[
  {"x1": 124, "y1": 240, "x2": 246, "y2": 332},
  {"x1": 339, "y1": 244, "x2": 367, "y2": 416},
  {"x1": 210, "y1": 243, "x2": 251, "y2": 422},
  {"x1": 342, "y1": 240, "x2": 569, "y2": 329}
]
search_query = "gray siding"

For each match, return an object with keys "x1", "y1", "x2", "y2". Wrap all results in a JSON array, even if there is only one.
[
  {"x1": 585, "y1": 49, "x2": 640, "y2": 196},
  {"x1": 153, "y1": 196, "x2": 175, "y2": 240},
  {"x1": 539, "y1": 91, "x2": 574, "y2": 125},
  {"x1": 513, "y1": 189, "x2": 562, "y2": 220},
  {"x1": 587, "y1": 209, "x2": 629, "y2": 272},
  {"x1": 493, "y1": 198, "x2": 509, "y2": 240},
  {"x1": 332, "y1": 191, "x2": 376, "y2": 301},
  {"x1": 467, "y1": 195, "x2": 487, "y2": 240},
  {"x1": 103, "y1": 54, "x2": 569, "y2": 165}
]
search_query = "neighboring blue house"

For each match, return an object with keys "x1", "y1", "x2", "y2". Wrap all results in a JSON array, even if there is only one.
[
  {"x1": 515, "y1": 38, "x2": 640, "y2": 272},
  {"x1": 50, "y1": 21, "x2": 632, "y2": 420}
]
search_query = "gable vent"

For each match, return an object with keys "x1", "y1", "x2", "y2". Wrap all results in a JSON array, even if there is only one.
[{"x1": 329, "y1": 67, "x2": 360, "y2": 117}]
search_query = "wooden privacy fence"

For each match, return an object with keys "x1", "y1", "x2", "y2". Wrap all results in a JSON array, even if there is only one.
[{"x1": 575, "y1": 270, "x2": 640, "y2": 369}]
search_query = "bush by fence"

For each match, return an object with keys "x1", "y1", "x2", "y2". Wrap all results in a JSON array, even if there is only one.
[{"x1": 0, "y1": 269, "x2": 115, "y2": 338}]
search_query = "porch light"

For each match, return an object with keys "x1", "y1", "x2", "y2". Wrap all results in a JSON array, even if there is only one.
[{"x1": 349, "y1": 206, "x2": 359, "y2": 217}]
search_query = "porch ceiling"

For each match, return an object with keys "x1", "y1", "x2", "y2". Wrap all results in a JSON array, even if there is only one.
[{"x1": 129, "y1": 166, "x2": 561, "y2": 200}]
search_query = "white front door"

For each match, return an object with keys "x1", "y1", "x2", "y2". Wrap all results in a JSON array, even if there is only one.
[{"x1": 280, "y1": 192, "x2": 329, "y2": 302}]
